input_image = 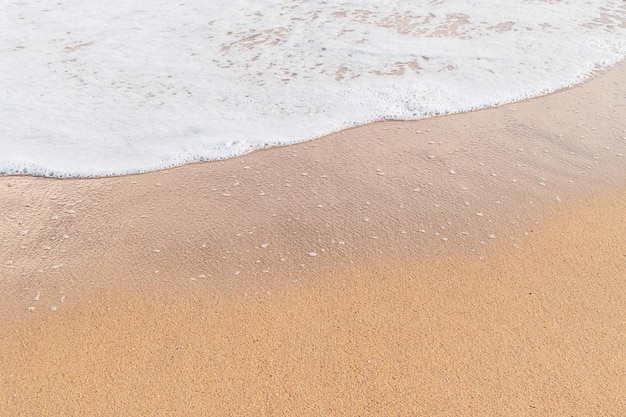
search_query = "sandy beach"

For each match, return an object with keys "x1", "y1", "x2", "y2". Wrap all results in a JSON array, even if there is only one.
[{"x1": 1, "y1": 62, "x2": 625, "y2": 415}]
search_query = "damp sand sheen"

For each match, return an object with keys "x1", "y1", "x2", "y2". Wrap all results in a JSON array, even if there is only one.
[{"x1": 1, "y1": 3, "x2": 626, "y2": 417}]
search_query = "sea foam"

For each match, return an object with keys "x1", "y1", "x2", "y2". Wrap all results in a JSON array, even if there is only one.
[{"x1": 1, "y1": 1, "x2": 625, "y2": 177}]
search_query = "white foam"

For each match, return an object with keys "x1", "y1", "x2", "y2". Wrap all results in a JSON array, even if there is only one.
[{"x1": 1, "y1": 1, "x2": 625, "y2": 177}]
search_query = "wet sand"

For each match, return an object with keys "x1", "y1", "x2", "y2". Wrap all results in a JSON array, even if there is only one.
[{"x1": 1, "y1": 63, "x2": 625, "y2": 415}]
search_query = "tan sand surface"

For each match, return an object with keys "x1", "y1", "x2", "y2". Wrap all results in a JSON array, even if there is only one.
[{"x1": 1, "y1": 63, "x2": 625, "y2": 415}]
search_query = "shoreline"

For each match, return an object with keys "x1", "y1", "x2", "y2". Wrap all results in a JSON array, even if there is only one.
[
  {"x1": 1, "y1": 63, "x2": 625, "y2": 415},
  {"x1": 4, "y1": 60, "x2": 622, "y2": 181},
  {"x1": 2, "y1": 62, "x2": 625, "y2": 313}
]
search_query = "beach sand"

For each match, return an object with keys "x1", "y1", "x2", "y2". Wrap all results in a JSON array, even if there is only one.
[{"x1": 1, "y1": 63, "x2": 625, "y2": 415}]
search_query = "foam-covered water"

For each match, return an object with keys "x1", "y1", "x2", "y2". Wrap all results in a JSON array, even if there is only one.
[{"x1": 1, "y1": 1, "x2": 625, "y2": 177}]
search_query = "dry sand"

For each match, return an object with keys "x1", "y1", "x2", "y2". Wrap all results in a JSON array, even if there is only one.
[{"x1": 1, "y1": 63, "x2": 625, "y2": 415}]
